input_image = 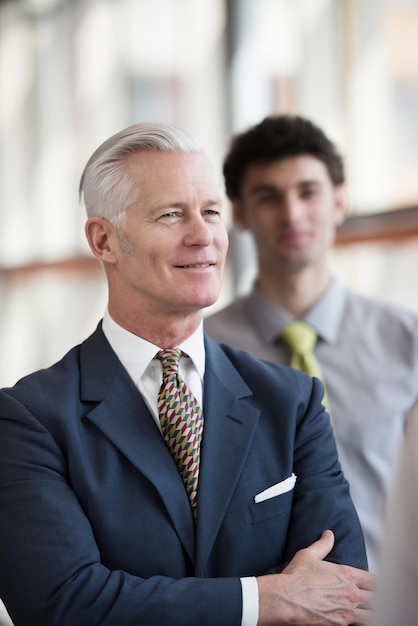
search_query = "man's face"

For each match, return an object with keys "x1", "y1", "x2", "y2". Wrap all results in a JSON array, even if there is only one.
[
  {"x1": 234, "y1": 155, "x2": 346, "y2": 273},
  {"x1": 111, "y1": 150, "x2": 228, "y2": 317}
]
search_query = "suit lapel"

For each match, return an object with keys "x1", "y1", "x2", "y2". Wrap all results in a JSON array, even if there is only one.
[
  {"x1": 195, "y1": 338, "x2": 260, "y2": 573},
  {"x1": 78, "y1": 327, "x2": 261, "y2": 573},
  {"x1": 79, "y1": 326, "x2": 196, "y2": 562}
]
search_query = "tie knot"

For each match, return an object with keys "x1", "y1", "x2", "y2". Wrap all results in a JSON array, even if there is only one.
[
  {"x1": 280, "y1": 321, "x2": 318, "y2": 355},
  {"x1": 156, "y1": 349, "x2": 182, "y2": 376}
]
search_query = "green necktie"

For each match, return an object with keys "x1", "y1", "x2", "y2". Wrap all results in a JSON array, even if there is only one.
[{"x1": 280, "y1": 321, "x2": 331, "y2": 418}]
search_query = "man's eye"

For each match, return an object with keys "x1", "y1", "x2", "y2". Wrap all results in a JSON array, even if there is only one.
[
  {"x1": 256, "y1": 195, "x2": 276, "y2": 203},
  {"x1": 159, "y1": 211, "x2": 178, "y2": 219},
  {"x1": 300, "y1": 187, "x2": 319, "y2": 199}
]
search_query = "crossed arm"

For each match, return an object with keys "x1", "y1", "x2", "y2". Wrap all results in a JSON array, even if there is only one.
[{"x1": 257, "y1": 529, "x2": 376, "y2": 626}]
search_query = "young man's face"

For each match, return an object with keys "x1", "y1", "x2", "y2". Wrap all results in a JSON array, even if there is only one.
[{"x1": 233, "y1": 155, "x2": 346, "y2": 274}]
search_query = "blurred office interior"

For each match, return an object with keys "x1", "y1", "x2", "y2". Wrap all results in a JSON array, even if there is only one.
[{"x1": 0, "y1": 0, "x2": 418, "y2": 388}]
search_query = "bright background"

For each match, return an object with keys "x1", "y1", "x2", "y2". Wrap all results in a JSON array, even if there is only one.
[{"x1": 1, "y1": 0, "x2": 418, "y2": 388}]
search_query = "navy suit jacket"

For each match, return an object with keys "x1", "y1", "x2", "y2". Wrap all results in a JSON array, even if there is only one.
[{"x1": 0, "y1": 325, "x2": 367, "y2": 626}]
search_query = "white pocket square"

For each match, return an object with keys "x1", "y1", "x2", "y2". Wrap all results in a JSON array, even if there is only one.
[{"x1": 254, "y1": 473, "x2": 297, "y2": 503}]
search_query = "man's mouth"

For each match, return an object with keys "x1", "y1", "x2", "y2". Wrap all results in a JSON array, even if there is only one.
[
  {"x1": 279, "y1": 230, "x2": 311, "y2": 243},
  {"x1": 176, "y1": 263, "x2": 214, "y2": 269}
]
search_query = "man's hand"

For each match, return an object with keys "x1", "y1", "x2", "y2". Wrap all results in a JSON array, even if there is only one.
[{"x1": 256, "y1": 530, "x2": 376, "y2": 625}]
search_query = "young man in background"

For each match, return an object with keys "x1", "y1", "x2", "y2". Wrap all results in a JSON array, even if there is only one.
[{"x1": 206, "y1": 114, "x2": 418, "y2": 573}]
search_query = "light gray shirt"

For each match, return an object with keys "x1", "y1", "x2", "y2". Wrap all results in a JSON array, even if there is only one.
[{"x1": 205, "y1": 279, "x2": 418, "y2": 572}]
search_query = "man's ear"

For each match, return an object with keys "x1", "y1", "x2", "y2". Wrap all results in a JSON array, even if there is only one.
[
  {"x1": 85, "y1": 217, "x2": 118, "y2": 264},
  {"x1": 232, "y1": 199, "x2": 249, "y2": 231},
  {"x1": 334, "y1": 185, "x2": 347, "y2": 227}
]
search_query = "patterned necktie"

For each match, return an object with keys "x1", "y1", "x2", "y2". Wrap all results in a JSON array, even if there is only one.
[
  {"x1": 156, "y1": 349, "x2": 204, "y2": 520},
  {"x1": 280, "y1": 321, "x2": 331, "y2": 417}
]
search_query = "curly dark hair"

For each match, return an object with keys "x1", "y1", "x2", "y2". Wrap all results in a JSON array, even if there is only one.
[{"x1": 223, "y1": 115, "x2": 345, "y2": 199}]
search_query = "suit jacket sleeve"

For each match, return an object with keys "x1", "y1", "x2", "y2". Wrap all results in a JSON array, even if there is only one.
[
  {"x1": 212, "y1": 342, "x2": 368, "y2": 574},
  {"x1": 0, "y1": 388, "x2": 242, "y2": 626}
]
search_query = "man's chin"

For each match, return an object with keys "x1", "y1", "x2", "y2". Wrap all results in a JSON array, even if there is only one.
[
  {"x1": 273, "y1": 253, "x2": 314, "y2": 271},
  {"x1": 180, "y1": 293, "x2": 220, "y2": 314}
]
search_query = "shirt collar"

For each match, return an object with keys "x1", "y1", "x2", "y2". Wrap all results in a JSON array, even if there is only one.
[
  {"x1": 102, "y1": 309, "x2": 206, "y2": 386},
  {"x1": 247, "y1": 289, "x2": 292, "y2": 344},
  {"x1": 248, "y1": 278, "x2": 347, "y2": 345},
  {"x1": 304, "y1": 279, "x2": 347, "y2": 343}
]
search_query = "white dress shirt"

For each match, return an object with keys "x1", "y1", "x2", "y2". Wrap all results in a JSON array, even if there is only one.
[
  {"x1": 102, "y1": 310, "x2": 258, "y2": 626},
  {"x1": 102, "y1": 310, "x2": 205, "y2": 424}
]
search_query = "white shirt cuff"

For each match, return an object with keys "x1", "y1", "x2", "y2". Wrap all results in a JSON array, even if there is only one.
[{"x1": 240, "y1": 576, "x2": 259, "y2": 626}]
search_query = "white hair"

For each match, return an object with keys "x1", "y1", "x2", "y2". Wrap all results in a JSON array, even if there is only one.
[{"x1": 79, "y1": 122, "x2": 207, "y2": 233}]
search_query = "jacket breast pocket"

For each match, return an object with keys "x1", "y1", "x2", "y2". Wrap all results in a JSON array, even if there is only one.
[{"x1": 249, "y1": 489, "x2": 294, "y2": 525}]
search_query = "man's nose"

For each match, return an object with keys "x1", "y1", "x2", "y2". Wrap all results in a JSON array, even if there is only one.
[
  {"x1": 281, "y1": 195, "x2": 303, "y2": 222},
  {"x1": 183, "y1": 215, "x2": 213, "y2": 246}
]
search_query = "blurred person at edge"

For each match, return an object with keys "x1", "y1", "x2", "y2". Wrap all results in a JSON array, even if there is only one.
[
  {"x1": 205, "y1": 114, "x2": 418, "y2": 574},
  {"x1": 372, "y1": 404, "x2": 418, "y2": 626},
  {"x1": 0, "y1": 122, "x2": 374, "y2": 626}
]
